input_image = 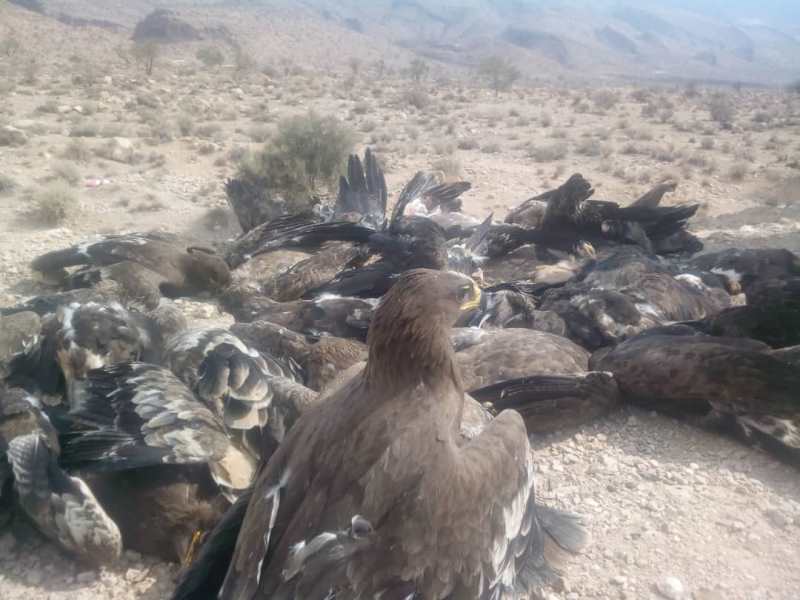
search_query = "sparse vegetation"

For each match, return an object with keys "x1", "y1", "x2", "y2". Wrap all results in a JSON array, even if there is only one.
[
  {"x1": 132, "y1": 41, "x2": 159, "y2": 76},
  {"x1": 50, "y1": 161, "x2": 81, "y2": 186},
  {"x1": 237, "y1": 112, "x2": 355, "y2": 201},
  {"x1": 196, "y1": 46, "x2": 225, "y2": 68},
  {"x1": 30, "y1": 182, "x2": 78, "y2": 226},
  {"x1": 476, "y1": 55, "x2": 521, "y2": 97},
  {"x1": 0, "y1": 174, "x2": 17, "y2": 196},
  {"x1": 709, "y1": 94, "x2": 735, "y2": 126},
  {"x1": 528, "y1": 142, "x2": 568, "y2": 162},
  {"x1": 407, "y1": 58, "x2": 430, "y2": 83},
  {"x1": 728, "y1": 163, "x2": 749, "y2": 181}
]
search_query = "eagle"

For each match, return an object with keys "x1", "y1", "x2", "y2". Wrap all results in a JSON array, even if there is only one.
[{"x1": 173, "y1": 268, "x2": 585, "y2": 599}]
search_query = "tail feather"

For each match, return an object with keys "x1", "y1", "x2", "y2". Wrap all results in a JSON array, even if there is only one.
[
  {"x1": 471, "y1": 373, "x2": 620, "y2": 434},
  {"x1": 537, "y1": 504, "x2": 589, "y2": 555}
]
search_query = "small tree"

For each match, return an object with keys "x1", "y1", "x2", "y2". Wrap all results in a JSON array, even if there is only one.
[
  {"x1": 132, "y1": 41, "x2": 159, "y2": 76},
  {"x1": 708, "y1": 93, "x2": 735, "y2": 126},
  {"x1": 372, "y1": 58, "x2": 386, "y2": 80},
  {"x1": 477, "y1": 55, "x2": 521, "y2": 97},
  {"x1": 408, "y1": 58, "x2": 429, "y2": 83},
  {"x1": 789, "y1": 79, "x2": 800, "y2": 94},
  {"x1": 234, "y1": 47, "x2": 256, "y2": 78},
  {"x1": 0, "y1": 34, "x2": 21, "y2": 59},
  {"x1": 348, "y1": 57, "x2": 361, "y2": 77},
  {"x1": 240, "y1": 112, "x2": 356, "y2": 198},
  {"x1": 197, "y1": 46, "x2": 225, "y2": 69}
]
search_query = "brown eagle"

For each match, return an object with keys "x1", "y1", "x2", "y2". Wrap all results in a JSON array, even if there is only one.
[{"x1": 174, "y1": 268, "x2": 585, "y2": 599}]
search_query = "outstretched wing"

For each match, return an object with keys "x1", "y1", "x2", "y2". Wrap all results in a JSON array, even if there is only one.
[{"x1": 62, "y1": 362, "x2": 229, "y2": 470}]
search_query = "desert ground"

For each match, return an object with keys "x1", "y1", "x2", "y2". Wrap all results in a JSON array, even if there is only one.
[{"x1": 1, "y1": 3, "x2": 800, "y2": 600}]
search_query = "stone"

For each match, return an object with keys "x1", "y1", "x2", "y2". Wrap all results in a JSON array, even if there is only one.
[
  {"x1": 0, "y1": 125, "x2": 28, "y2": 147},
  {"x1": 656, "y1": 575, "x2": 685, "y2": 599},
  {"x1": 104, "y1": 138, "x2": 135, "y2": 163},
  {"x1": 76, "y1": 570, "x2": 96, "y2": 584}
]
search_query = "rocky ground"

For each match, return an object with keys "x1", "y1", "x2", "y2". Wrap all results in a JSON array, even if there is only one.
[
  {"x1": 2, "y1": 408, "x2": 799, "y2": 599},
  {"x1": 2, "y1": 3, "x2": 800, "y2": 599}
]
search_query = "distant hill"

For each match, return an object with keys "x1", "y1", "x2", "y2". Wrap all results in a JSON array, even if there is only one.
[{"x1": 27, "y1": 0, "x2": 800, "y2": 85}]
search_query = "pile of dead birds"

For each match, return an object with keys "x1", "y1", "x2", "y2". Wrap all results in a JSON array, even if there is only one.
[{"x1": 1, "y1": 148, "x2": 798, "y2": 599}]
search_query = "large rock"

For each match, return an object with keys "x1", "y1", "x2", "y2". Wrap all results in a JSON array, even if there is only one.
[{"x1": 103, "y1": 137, "x2": 135, "y2": 163}]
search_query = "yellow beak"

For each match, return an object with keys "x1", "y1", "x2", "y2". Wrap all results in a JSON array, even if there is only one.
[{"x1": 460, "y1": 279, "x2": 483, "y2": 313}]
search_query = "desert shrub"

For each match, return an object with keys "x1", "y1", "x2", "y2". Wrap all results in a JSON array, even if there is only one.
[
  {"x1": 69, "y1": 122, "x2": 99, "y2": 137},
  {"x1": 197, "y1": 46, "x2": 225, "y2": 68},
  {"x1": 237, "y1": 112, "x2": 355, "y2": 199},
  {"x1": 709, "y1": 94, "x2": 735, "y2": 126},
  {"x1": 540, "y1": 113, "x2": 553, "y2": 128},
  {"x1": 176, "y1": 114, "x2": 194, "y2": 136},
  {"x1": 477, "y1": 55, "x2": 521, "y2": 97},
  {"x1": 36, "y1": 98, "x2": 58, "y2": 114},
  {"x1": 700, "y1": 137, "x2": 715, "y2": 150},
  {"x1": 401, "y1": 88, "x2": 430, "y2": 111},
  {"x1": 641, "y1": 103, "x2": 657, "y2": 119},
  {"x1": 728, "y1": 163, "x2": 749, "y2": 181},
  {"x1": 51, "y1": 161, "x2": 81, "y2": 186},
  {"x1": 432, "y1": 140, "x2": 455, "y2": 155},
  {"x1": 407, "y1": 58, "x2": 429, "y2": 83},
  {"x1": 0, "y1": 174, "x2": 17, "y2": 195},
  {"x1": 431, "y1": 157, "x2": 461, "y2": 178},
  {"x1": 649, "y1": 144, "x2": 678, "y2": 163},
  {"x1": 31, "y1": 182, "x2": 78, "y2": 226},
  {"x1": 458, "y1": 138, "x2": 479, "y2": 150},
  {"x1": 592, "y1": 89, "x2": 619, "y2": 111},
  {"x1": 528, "y1": 142, "x2": 568, "y2": 162},
  {"x1": 249, "y1": 124, "x2": 271, "y2": 143},
  {"x1": 481, "y1": 142, "x2": 501, "y2": 154},
  {"x1": 61, "y1": 139, "x2": 91, "y2": 162},
  {"x1": 630, "y1": 88, "x2": 649, "y2": 103},
  {"x1": 132, "y1": 41, "x2": 159, "y2": 76},
  {"x1": 0, "y1": 127, "x2": 26, "y2": 147},
  {"x1": 0, "y1": 34, "x2": 21, "y2": 58},
  {"x1": 352, "y1": 101, "x2": 370, "y2": 115},
  {"x1": 575, "y1": 138, "x2": 605, "y2": 157}
]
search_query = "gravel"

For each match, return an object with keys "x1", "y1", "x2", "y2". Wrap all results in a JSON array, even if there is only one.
[{"x1": 1, "y1": 408, "x2": 798, "y2": 598}]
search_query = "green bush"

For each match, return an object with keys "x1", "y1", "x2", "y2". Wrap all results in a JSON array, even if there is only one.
[
  {"x1": 477, "y1": 56, "x2": 521, "y2": 97},
  {"x1": 196, "y1": 46, "x2": 225, "y2": 68},
  {"x1": 238, "y1": 112, "x2": 355, "y2": 200}
]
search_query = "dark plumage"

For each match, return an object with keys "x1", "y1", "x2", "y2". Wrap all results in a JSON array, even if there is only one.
[
  {"x1": 471, "y1": 371, "x2": 620, "y2": 434},
  {"x1": 538, "y1": 248, "x2": 732, "y2": 349},
  {"x1": 31, "y1": 232, "x2": 231, "y2": 308},
  {"x1": 230, "y1": 320, "x2": 366, "y2": 392},
  {"x1": 174, "y1": 269, "x2": 585, "y2": 599},
  {"x1": 688, "y1": 248, "x2": 800, "y2": 297},
  {"x1": 591, "y1": 328, "x2": 800, "y2": 465},
  {"x1": 0, "y1": 386, "x2": 122, "y2": 564},
  {"x1": 505, "y1": 174, "x2": 701, "y2": 256},
  {"x1": 60, "y1": 362, "x2": 254, "y2": 561},
  {"x1": 220, "y1": 283, "x2": 376, "y2": 339},
  {"x1": 334, "y1": 148, "x2": 387, "y2": 228},
  {"x1": 454, "y1": 328, "x2": 591, "y2": 390}
]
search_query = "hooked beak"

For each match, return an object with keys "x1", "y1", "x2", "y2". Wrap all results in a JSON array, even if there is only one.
[
  {"x1": 459, "y1": 279, "x2": 483, "y2": 313},
  {"x1": 182, "y1": 530, "x2": 205, "y2": 567}
]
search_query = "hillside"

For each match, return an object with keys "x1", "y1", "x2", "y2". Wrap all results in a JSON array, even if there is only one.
[{"x1": 27, "y1": 0, "x2": 800, "y2": 85}]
